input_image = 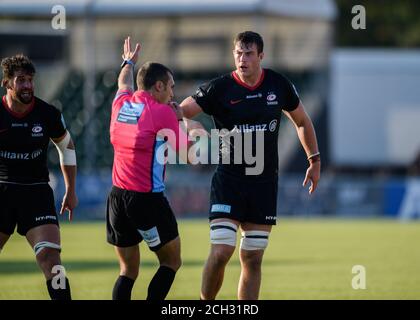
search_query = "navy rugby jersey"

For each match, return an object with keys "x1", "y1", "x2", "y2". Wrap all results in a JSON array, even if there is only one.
[
  {"x1": 0, "y1": 96, "x2": 66, "y2": 184},
  {"x1": 192, "y1": 68, "x2": 299, "y2": 180}
]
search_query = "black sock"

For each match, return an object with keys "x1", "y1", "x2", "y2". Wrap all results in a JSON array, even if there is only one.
[
  {"x1": 112, "y1": 275, "x2": 135, "y2": 300},
  {"x1": 46, "y1": 277, "x2": 71, "y2": 300},
  {"x1": 147, "y1": 266, "x2": 176, "y2": 301}
]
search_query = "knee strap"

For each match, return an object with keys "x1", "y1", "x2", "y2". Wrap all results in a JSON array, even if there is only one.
[
  {"x1": 240, "y1": 230, "x2": 270, "y2": 251},
  {"x1": 33, "y1": 241, "x2": 61, "y2": 256},
  {"x1": 210, "y1": 221, "x2": 238, "y2": 247}
]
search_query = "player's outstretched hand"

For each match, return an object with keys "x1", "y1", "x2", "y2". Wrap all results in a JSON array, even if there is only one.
[
  {"x1": 302, "y1": 161, "x2": 321, "y2": 194},
  {"x1": 122, "y1": 36, "x2": 141, "y2": 65},
  {"x1": 60, "y1": 191, "x2": 78, "y2": 221}
]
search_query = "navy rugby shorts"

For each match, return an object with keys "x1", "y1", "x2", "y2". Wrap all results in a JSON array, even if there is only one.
[
  {"x1": 209, "y1": 171, "x2": 278, "y2": 225},
  {"x1": 106, "y1": 186, "x2": 179, "y2": 251},
  {"x1": 0, "y1": 183, "x2": 58, "y2": 236}
]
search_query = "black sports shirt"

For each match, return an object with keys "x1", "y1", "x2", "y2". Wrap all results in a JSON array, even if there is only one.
[
  {"x1": 0, "y1": 96, "x2": 66, "y2": 184},
  {"x1": 192, "y1": 68, "x2": 300, "y2": 180}
]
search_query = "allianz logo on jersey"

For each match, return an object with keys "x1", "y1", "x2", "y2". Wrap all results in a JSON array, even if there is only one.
[
  {"x1": 0, "y1": 149, "x2": 43, "y2": 160},
  {"x1": 232, "y1": 119, "x2": 278, "y2": 133},
  {"x1": 32, "y1": 124, "x2": 43, "y2": 137}
]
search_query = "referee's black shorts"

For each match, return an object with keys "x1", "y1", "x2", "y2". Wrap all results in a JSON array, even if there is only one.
[
  {"x1": 0, "y1": 183, "x2": 59, "y2": 236},
  {"x1": 106, "y1": 186, "x2": 179, "y2": 251},
  {"x1": 209, "y1": 171, "x2": 278, "y2": 225}
]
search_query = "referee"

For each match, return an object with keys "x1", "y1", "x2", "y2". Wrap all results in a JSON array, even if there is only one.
[
  {"x1": 0, "y1": 54, "x2": 77, "y2": 300},
  {"x1": 107, "y1": 37, "x2": 205, "y2": 300},
  {"x1": 180, "y1": 31, "x2": 321, "y2": 300}
]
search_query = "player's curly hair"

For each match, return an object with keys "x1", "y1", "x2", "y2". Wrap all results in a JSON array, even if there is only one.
[
  {"x1": 1, "y1": 54, "x2": 36, "y2": 87},
  {"x1": 234, "y1": 31, "x2": 264, "y2": 54}
]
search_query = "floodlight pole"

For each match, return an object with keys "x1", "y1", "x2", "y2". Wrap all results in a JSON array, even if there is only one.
[{"x1": 83, "y1": 0, "x2": 96, "y2": 172}]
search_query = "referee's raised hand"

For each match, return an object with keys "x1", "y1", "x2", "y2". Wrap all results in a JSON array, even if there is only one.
[{"x1": 122, "y1": 36, "x2": 141, "y2": 65}]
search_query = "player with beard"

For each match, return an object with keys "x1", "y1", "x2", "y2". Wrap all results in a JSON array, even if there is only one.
[{"x1": 0, "y1": 54, "x2": 77, "y2": 300}]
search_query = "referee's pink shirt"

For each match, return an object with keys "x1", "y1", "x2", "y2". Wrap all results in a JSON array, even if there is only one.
[{"x1": 110, "y1": 89, "x2": 188, "y2": 193}]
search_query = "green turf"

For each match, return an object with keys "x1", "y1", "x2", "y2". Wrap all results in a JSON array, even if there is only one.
[{"x1": 1, "y1": 219, "x2": 419, "y2": 300}]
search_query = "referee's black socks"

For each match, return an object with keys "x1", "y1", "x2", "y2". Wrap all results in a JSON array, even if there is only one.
[
  {"x1": 112, "y1": 275, "x2": 135, "y2": 300},
  {"x1": 147, "y1": 266, "x2": 176, "y2": 301},
  {"x1": 46, "y1": 277, "x2": 71, "y2": 300}
]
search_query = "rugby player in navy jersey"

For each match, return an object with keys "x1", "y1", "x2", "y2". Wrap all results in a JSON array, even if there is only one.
[
  {"x1": 179, "y1": 31, "x2": 321, "y2": 300},
  {"x1": 0, "y1": 55, "x2": 77, "y2": 300}
]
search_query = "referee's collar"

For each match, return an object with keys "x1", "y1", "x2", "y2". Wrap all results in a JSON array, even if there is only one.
[
  {"x1": 133, "y1": 90, "x2": 155, "y2": 100},
  {"x1": 133, "y1": 90, "x2": 159, "y2": 105}
]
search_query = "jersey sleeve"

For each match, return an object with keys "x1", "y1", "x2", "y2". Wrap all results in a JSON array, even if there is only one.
[
  {"x1": 48, "y1": 107, "x2": 67, "y2": 139},
  {"x1": 112, "y1": 89, "x2": 133, "y2": 112},
  {"x1": 191, "y1": 80, "x2": 218, "y2": 116},
  {"x1": 282, "y1": 77, "x2": 300, "y2": 112},
  {"x1": 154, "y1": 106, "x2": 189, "y2": 153}
]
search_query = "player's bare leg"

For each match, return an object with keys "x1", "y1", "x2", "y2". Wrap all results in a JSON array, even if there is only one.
[
  {"x1": 113, "y1": 245, "x2": 139, "y2": 300},
  {"x1": 0, "y1": 232, "x2": 10, "y2": 253},
  {"x1": 155, "y1": 236, "x2": 182, "y2": 271},
  {"x1": 238, "y1": 222, "x2": 272, "y2": 300},
  {"x1": 201, "y1": 243, "x2": 235, "y2": 299},
  {"x1": 26, "y1": 224, "x2": 71, "y2": 299},
  {"x1": 238, "y1": 249, "x2": 264, "y2": 299},
  {"x1": 26, "y1": 224, "x2": 61, "y2": 279},
  {"x1": 147, "y1": 236, "x2": 181, "y2": 300},
  {"x1": 115, "y1": 245, "x2": 140, "y2": 280},
  {"x1": 201, "y1": 218, "x2": 239, "y2": 300}
]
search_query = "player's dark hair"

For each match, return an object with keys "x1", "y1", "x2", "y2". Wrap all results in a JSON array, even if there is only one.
[
  {"x1": 137, "y1": 62, "x2": 173, "y2": 90},
  {"x1": 1, "y1": 54, "x2": 35, "y2": 87},
  {"x1": 233, "y1": 31, "x2": 264, "y2": 54}
]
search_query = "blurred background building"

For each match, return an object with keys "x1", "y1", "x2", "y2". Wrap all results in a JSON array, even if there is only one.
[{"x1": 0, "y1": 0, "x2": 419, "y2": 220}]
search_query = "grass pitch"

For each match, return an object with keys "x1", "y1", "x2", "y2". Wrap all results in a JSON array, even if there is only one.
[{"x1": 0, "y1": 219, "x2": 419, "y2": 300}]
